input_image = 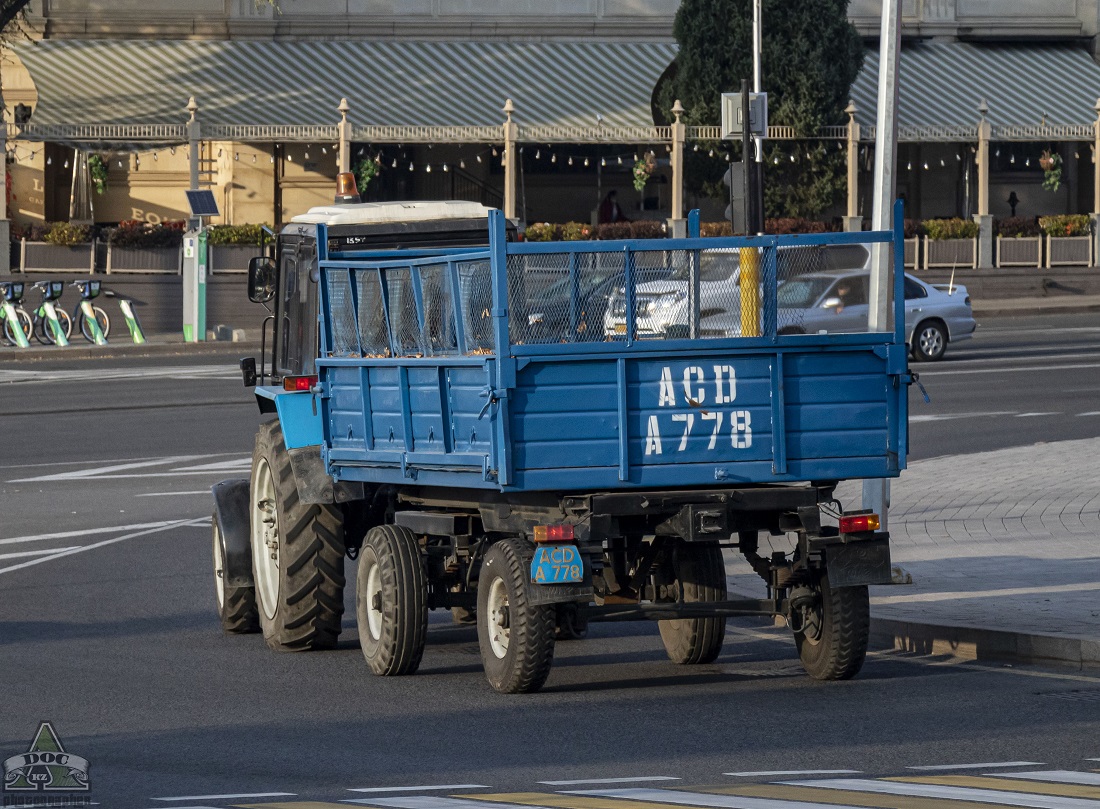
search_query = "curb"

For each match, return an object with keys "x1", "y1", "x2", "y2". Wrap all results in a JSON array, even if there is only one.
[
  {"x1": 869, "y1": 615, "x2": 1100, "y2": 671},
  {"x1": 0, "y1": 339, "x2": 262, "y2": 364}
]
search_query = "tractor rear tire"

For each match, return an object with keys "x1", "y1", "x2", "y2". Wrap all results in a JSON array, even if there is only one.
[
  {"x1": 357, "y1": 524, "x2": 428, "y2": 676},
  {"x1": 250, "y1": 420, "x2": 346, "y2": 651},
  {"x1": 658, "y1": 541, "x2": 727, "y2": 665},
  {"x1": 793, "y1": 573, "x2": 870, "y2": 680}
]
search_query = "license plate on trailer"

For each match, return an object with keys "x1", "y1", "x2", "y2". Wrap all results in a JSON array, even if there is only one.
[
  {"x1": 614, "y1": 324, "x2": 627, "y2": 334},
  {"x1": 530, "y1": 544, "x2": 583, "y2": 584}
]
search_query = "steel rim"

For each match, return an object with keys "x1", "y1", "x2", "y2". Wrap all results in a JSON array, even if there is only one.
[
  {"x1": 919, "y1": 326, "x2": 943, "y2": 358},
  {"x1": 251, "y1": 456, "x2": 279, "y2": 620},
  {"x1": 486, "y1": 577, "x2": 510, "y2": 659},
  {"x1": 365, "y1": 555, "x2": 383, "y2": 640},
  {"x1": 212, "y1": 520, "x2": 226, "y2": 611}
]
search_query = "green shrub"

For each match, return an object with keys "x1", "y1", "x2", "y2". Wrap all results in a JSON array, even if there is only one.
[
  {"x1": 43, "y1": 222, "x2": 92, "y2": 246},
  {"x1": 108, "y1": 219, "x2": 185, "y2": 248},
  {"x1": 1038, "y1": 214, "x2": 1091, "y2": 237},
  {"x1": 206, "y1": 224, "x2": 266, "y2": 246},
  {"x1": 996, "y1": 217, "x2": 1041, "y2": 238},
  {"x1": 700, "y1": 221, "x2": 733, "y2": 237},
  {"x1": 523, "y1": 222, "x2": 556, "y2": 242},
  {"x1": 923, "y1": 218, "x2": 979, "y2": 240},
  {"x1": 626, "y1": 220, "x2": 666, "y2": 239},
  {"x1": 593, "y1": 222, "x2": 633, "y2": 240},
  {"x1": 559, "y1": 222, "x2": 592, "y2": 241}
]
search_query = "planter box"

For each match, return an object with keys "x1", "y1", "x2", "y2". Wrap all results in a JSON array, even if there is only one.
[
  {"x1": 209, "y1": 244, "x2": 261, "y2": 274},
  {"x1": 1046, "y1": 235, "x2": 1092, "y2": 267},
  {"x1": 923, "y1": 236, "x2": 977, "y2": 269},
  {"x1": 20, "y1": 240, "x2": 95, "y2": 273},
  {"x1": 106, "y1": 244, "x2": 181, "y2": 274},
  {"x1": 996, "y1": 236, "x2": 1042, "y2": 268},
  {"x1": 903, "y1": 237, "x2": 919, "y2": 269}
]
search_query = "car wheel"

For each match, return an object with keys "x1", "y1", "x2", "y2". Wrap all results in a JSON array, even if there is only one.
[{"x1": 912, "y1": 320, "x2": 947, "y2": 362}]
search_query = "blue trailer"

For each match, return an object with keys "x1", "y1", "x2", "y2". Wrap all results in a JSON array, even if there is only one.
[{"x1": 212, "y1": 193, "x2": 913, "y2": 693}]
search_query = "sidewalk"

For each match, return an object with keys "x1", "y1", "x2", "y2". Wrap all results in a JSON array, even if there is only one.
[
  {"x1": 728, "y1": 438, "x2": 1100, "y2": 670},
  {"x1": 971, "y1": 293, "x2": 1100, "y2": 317},
  {"x1": 0, "y1": 333, "x2": 262, "y2": 363}
]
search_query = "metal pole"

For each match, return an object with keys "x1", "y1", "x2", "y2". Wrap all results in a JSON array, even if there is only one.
[
  {"x1": 337, "y1": 97, "x2": 351, "y2": 174},
  {"x1": 752, "y1": 0, "x2": 764, "y2": 231},
  {"x1": 502, "y1": 98, "x2": 517, "y2": 219},
  {"x1": 740, "y1": 78, "x2": 761, "y2": 337},
  {"x1": 846, "y1": 101, "x2": 860, "y2": 224},
  {"x1": 671, "y1": 100, "x2": 685, "y2": 222},
  {"x1": 741, "y1": 79, "x2": 753, "y2": 232},
  {"x1": 863, "y1": 0, "x2": 901, "y2": 527}
]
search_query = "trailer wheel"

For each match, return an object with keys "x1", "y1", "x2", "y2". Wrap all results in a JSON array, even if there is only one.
[
  {"x1": 792, "y1": 573, "x2": 869, "y2": 680},
  {"x1": 477, "y1": 538, "x2": 556, "y2": 693},
  {"x1": 357, "y1": 524, "x2": 428, "y2": 676},
  {"x1": 212, "y1": 512, "x2": 259, "y2": 634},
  {"x1": 250, "y1": 420, "x2": 346, "y2": 651},
  {"x1": 658, "y1": 542, "x2": 727, "y2": 664}
]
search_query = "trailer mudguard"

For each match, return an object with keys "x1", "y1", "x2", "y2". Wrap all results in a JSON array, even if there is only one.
[
  {"x1": 211, "y1": 478, "x2": 253, "y2": 588},
  {"x1": 254, "y1": 387, "x2": 323, "y2": 449}
]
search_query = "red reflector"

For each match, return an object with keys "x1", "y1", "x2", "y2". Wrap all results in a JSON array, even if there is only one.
[
  {"x1": 283, "y1": 375, "x2": 318, "y2": 392},
  {"x1": 839, "y1": 513, "x2": 880, "y2": 533},
  {"x1": 533, "y1": 524, "x2": 575, "y2": 543}
]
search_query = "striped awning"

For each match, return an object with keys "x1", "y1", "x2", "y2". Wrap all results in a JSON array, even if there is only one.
[
  {"x1": 12, "y1": 39, "x2": 676, "y2": 131},
  {"x1": 851, "y1": 42, "x2": 1100, "y2": 137}
]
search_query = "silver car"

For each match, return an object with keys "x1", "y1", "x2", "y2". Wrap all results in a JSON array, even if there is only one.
[{"x1": 760, "y1": 269, "x2": 977, "y2": 361}]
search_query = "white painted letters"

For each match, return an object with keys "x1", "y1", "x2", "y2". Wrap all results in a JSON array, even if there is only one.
[
  {"x1": 672, "y1": 413, "x2": 694, "y2": 451},
  {"x1": 682, "y1": 366, "x2": 705, "y2": 404},
  {"x1": 658, "y1": 367, "x2": 676, "y2": 406},
  {"x1": 645, "y1": 415, "x2": 663, "y2": 455}
]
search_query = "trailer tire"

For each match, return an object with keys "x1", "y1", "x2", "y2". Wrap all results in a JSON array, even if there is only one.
[
  {"x1": 357, "y1": 524, "x2": 428, "y2": 676},
  {"x1": 477, "y1": 538, "x2": 556, "y2": 693},
  {"x1": 658, "y1": 542, "x2": 727, "y2": 665},
  {"x1": 793, "y1": 573, "x2": 869, "y2": 680},
  {"x1": 251, "y1": 419, "x2": 346, "y2": 651},
  {"x1": 212, "y1": 512, "x2": 259, "y2": 634}
]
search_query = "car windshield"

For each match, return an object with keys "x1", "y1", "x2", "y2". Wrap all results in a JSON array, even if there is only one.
[
  {"x1": 777, "y1": 276, "x2": 836, "y2": 308},
  {"x1": 669, "y1": 249, "x2": 740, "y2": 282}
]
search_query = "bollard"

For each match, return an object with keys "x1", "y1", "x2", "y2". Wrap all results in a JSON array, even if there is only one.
[{"x1": 739, "y1": 247, "x2": 761, "y2": 337}]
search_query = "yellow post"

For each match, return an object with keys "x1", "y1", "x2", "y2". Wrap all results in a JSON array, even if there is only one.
[{"x1": 739, "y1": 247, "x2": 761, "y2": 337}]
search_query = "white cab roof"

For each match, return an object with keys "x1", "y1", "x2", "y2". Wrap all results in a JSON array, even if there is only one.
[{"x1": 290, "y1": 200, "x2": 495, "y2": 226}]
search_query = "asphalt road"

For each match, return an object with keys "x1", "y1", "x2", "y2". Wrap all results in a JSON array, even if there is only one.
[{"x1": 1, "y1": 316, "x2": 1098, "y2": 807}]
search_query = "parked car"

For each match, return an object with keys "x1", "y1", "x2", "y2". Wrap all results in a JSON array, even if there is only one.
[
  {"x1": 702, "y1": 268, "x2": 976, "y2": 361},
  {"x1": 602, "y1": 243, "x2": 871, "y2": 340}
]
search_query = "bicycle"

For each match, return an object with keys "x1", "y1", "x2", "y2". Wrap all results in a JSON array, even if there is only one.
[
  {"x1": 0, "y1": 281, "x2": 32, "y2": 348},
  {"x1": 69, "y1": 280, "x2": 110, "y2": 345},
  {"x1": 29, "y1": 280, "x2": 71, "y2": 346},
  {"x1": 101, "y1": 284, "x2": 146, "y2": 345}
]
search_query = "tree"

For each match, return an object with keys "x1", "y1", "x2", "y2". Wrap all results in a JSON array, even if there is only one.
[
  {"x1": 658, "y1": 0, "x2": 864, "y2": 219},
  {"x1": 0, "y1": 1, "x2": 32, "y2": 34}
]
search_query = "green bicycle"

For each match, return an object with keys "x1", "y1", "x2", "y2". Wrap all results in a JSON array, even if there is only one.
[
  {"x1": 29, "y1": 280, "x2": 71, "y2": 346},
  {"x1": 0, "y1": 281, "x2": 32, "y2": 348}
]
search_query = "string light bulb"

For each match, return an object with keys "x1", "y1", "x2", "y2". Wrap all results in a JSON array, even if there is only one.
[
  {"x1": 492, "y1": 147, "x2": 498, "y2": 157},
  {"x1": 443, "y1": 163, "x2": 449, "y2": 172},
  {"x1": 584, "y1": 157, "x2": 590, "y2": 167},
  {"x1": 535, "y1": 149, "x2": 540, "y2": 159},
  {"x1": 617, "y1": 156, "x2": 623, "y2": 165},
  {"x1": 392, "y1": 158, "x2": 397, "y2": 168},
  {"x1": 426, "y1": 164, "x2": 431, "y2": 172},
  {"x1": 568, "y1": 156, "x2": 573, "y2": 166},
  {"x1": 601, "y1": 157, "x2": 606, "y2": 167},
  {"x1": 551, "y1": 153, "x2": 557, "y2": 163},
  {"x1": 46, "y1": 156, "x2": 51, "y2": 165},
  {"x1": 460, "y1": 159, "x2": 466, "y2": 169},
  {"x1": 409, "y1": 162, "x2": 414, "y2": 171},
  {"x1": 476, "y1": 154, "x2": 482, "y2": 163},
  {"x1": 63, "y1": 159, "x2": 69, "y2": 169}
]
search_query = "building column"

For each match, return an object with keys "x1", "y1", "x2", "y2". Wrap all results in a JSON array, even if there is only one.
[
  {"x1": 0, "y1": 108, "x2": 9, "y2": 272},
  {"x1": 338, "y1": 98, "x2": 351, "y2": 174},
  {"x1": 974, "y1": 99, "x2": 993, "y2": 268},
  {"x1": 502, "y1": 98, "x2": 517, "y2": 220},
  {"x1": 669, "y1": 99, "x2": 686, "y2": 236},
  {"x1": 843, "y1": 100, "x2": 861, "y2": 232},
  {"x1": 1092, "y1": 99, "x2": 1100, "y2": 264}
]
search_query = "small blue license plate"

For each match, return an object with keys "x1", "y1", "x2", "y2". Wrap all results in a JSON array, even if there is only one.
[{"x1": 530, "y1": 544, "x2": 583, "y2": 584}]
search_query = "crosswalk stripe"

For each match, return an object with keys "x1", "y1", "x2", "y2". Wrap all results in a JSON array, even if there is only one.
[
  {"x1": 565, "y1": 787, "x2": 861, "y2": 809},
  {"x1": 992, "y1": 776, "x2": 1100, "y2": 788},
  {"x1": 890, "y1": 777, "x2": 1100, "y2": 800},
  {"x1": 468, "y1": 793, "x2": 709, "y2": 809},
  {"x1": 701, "y1": 783, "x2": 1019, "y2": 809},
  {"x1": 346, "y1": 799, "x2": 558, "y2": 809},
  {"x1": 237, "y1": 803, "x2": 349, "y2": 809},
  {"x1": 788, "y1": 778, "x2": 1100, "y2": 809},
  {"x1": 907, "y1": 765, "x2": 1046, "y2": 772}
]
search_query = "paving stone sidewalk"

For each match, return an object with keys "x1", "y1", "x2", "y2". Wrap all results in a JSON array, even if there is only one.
[{"x1": 728, "y1": 437, "x2": 1100, "y2": 668}]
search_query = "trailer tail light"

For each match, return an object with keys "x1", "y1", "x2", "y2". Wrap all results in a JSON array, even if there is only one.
[
  {"x1": 534, "y1": 524, "x2": 575, "y2": 543},
  {"x1": 283, "y1": 375, "x2": 318, "y2": 392},
  {"x1": 839, "y1": 512, "x2": 880, "y2": 533}
]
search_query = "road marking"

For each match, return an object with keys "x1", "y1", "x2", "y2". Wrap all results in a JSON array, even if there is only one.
[
  {"x1": 871, "y1": 581, "x2": 1100, "y2": 605},
  {"x1": 136, "y1": 491, "x2": 215, "y2": 497},
  {"x1": 1015, "y1": 412, "x2": 1060, "y2": 418},
  {"x1": 468, "y1": 791, "x2": 700, "y2": 809},
  {"x1": 348, "y1": 788, "x2": 493, "y2": 794},
  {"x1": 0, "y1": 520, "x2": 191, "y2": 547},
  {"x1": 907, "y1": 765, "x2": 1046, "y2": 772},
  {"x1": 787, "y1": 778, "x2": 1100, "y2": 809},
  {"x1": 0, "y1": 519, "x2": 205, "y2": 576},
  {"x1": 725, "y1": 773, "x2": 862, "y2": 778},
  {"x1": 897, "y1": 776, "x2": 1100, "y2": 801},
  {"x1": 565, "y1": 787, "x2": 850, "y2": 809},
  {"x1": 917, "y1": 363, "x2": 1100, "y2": 377},
  {"x1": 345, "y1": 799, "x2": 556, "y2": 809},
  {"x1": 171, "y1": 458, "x2": 251, "y2": 472},
  {"x1": 0, "y1": 546, "x2": 80, "y2": 561},
  {"x1": 1077, "y1": 412, "x2": 1100, "y2": 417},
  {"x1": 993, "y1": 775, "x2": 1100, "y2": 788},
  {"x1": 152, "y1": 793, "x2": 297, "y2": 801},
  {"x1": 10, "y1": 454, "x2": 211, "y2": 482},
  {"x1": 909, "y1": 411, "x2": 1016, "y2": 423},
  {"x1": 1, "y1": 365, "x2": 239, "y2": 384},
  {"x1": 540, "y1": 780, "x2": 681, "y2": 786}
]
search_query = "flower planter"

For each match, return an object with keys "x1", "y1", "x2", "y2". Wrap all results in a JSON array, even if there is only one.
[
  {"x1": 923, "y1": 236, "x2": 977, "y2": 269},
  {"x1": 1045, "y1": 235, "x2": 1092, "y2": 267},
  {"x1": 903, "y1": 237, "x2": 919, "y2": 269},
  {"x1": 105, "y1": 244, "x2": 181, "y2": 274},
  {"x1": 209, "y1": 244, "x2": 261, "y2": 274},
  {"x1": 996, "y1": 236, "x2": 1042, "y2": 268},
  {"x1": 19, "y1": 240, "x2": 95, "y2": 273}
]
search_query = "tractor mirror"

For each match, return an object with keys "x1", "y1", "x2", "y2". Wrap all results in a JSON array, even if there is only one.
[{"x1": 247, "y1": 257, "x2": 276, "y2": 303}]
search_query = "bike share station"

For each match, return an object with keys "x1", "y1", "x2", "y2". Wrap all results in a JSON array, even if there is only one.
[{"x1": 182, "y1": 189, "x2": 219, "y2": 343}]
